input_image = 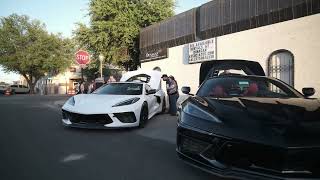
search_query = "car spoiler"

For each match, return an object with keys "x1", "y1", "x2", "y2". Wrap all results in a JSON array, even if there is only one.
[{"x1": 199, "y1": 60, "x2": 266, "y2": 86}]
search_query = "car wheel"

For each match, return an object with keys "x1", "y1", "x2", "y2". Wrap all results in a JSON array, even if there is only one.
[
  {"x1": 161, "y1": 98, "x2": 166, "y2": 113},
  {"x1": 12, "y1": 90, "x2": 15, "y2": 95},
  {"x1": 139, "y1": 103, "x2": 148, "y2": 128}
]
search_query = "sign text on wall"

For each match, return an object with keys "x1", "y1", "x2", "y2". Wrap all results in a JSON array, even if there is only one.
[
  {"x1": 140, "y1": 48, "x2": 168, "y2": 62},
  {"x1": 188, "y1": 38, "x2": 216, "y2": 63}
]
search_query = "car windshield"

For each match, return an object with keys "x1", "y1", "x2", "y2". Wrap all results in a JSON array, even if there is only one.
[
  {"x1": 93, "y1": 83, "x2": 142, "y2": 95},
  {"x1": 197, "y1": 76, "x2": 302, "y2": 98}
]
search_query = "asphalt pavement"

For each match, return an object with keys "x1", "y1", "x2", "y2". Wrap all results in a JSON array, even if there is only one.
[{"x1": 0, "y1": 95, "x2": 225, "y2": 180}]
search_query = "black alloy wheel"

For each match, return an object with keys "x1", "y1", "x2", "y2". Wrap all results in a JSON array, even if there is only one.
[{"x1": 139, "y1": 103, "x2": 148, "y2": 128}]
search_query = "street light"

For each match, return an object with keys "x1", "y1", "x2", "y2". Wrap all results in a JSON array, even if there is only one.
[
  {"x1": 44, "y1": 72, "x2": 48, "y2": 95},
  {"x1": 98, "y1": 54, "x2": 105, "y2": 78}
]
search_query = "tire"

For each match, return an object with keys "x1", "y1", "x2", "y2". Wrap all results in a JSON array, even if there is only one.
[
  {"x1": 139, "y1": 103, "x2": 148, "y2": 128},
  {"x1": 161, "y1": 97, "x2": 166, "y2": 113}
]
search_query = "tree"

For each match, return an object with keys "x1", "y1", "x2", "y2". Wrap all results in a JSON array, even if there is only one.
[
  {"x1": 74, "y1": 0, "x2": 174, "y2": 70},
  {"x1": 0, "y1": 14, "x2": 73, "y2": 93}
]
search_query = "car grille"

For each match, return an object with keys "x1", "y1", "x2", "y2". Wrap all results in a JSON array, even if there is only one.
[
  {"x1": 177, "y1": 126, "x2": 320, "y2": 178},
  {"x1": 62, "y1": 110, "x2": 113, "y2": 125}
]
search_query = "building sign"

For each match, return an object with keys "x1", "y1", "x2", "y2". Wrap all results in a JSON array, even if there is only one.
[
  {"x1": 188, "y1": 38, "x2": 216, "y2": 63},
  {"x1": 140, "y1": 48, "x2": 168, "y2": 62}
]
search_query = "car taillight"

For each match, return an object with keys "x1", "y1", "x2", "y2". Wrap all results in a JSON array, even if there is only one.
[{"x1": 5, "y1": 90, "x2": 11, "y2": 95}]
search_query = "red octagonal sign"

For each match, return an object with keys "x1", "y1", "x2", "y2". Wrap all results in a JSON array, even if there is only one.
[{"x1": 75, "y1": 50, "x2": 90, "y2": 65}]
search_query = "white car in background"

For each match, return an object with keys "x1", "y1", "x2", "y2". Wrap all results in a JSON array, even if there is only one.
[
  {"x1": 10, "y1": 85, "x2": 30, "y2": 94},
  {"x1": 62, "y1": 70, "x2": 165, "y2": 129}
]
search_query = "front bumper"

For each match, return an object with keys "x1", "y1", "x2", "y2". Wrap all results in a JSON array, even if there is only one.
[
  {"x1": 62, "y1": 110, "x2": 139, "y2": 129},
  {"x1": 176, "y1": 123, "x2": 320, "y2": 180}
]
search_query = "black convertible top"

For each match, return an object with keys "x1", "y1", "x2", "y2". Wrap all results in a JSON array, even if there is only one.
[{"x1": 199, "y1": 59, "x2": 265, "y2": 85}]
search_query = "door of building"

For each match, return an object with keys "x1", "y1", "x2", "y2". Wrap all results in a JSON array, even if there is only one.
[{"x1": 268, "y1": 50, "x2": 294, "y2": 87}]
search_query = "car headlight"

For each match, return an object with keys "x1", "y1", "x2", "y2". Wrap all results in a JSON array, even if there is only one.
[
  {"x1": 183, "y1": 103, "x2": 221, "y2": 123},
  {"x1": 67, "y1": 97, "x2": 75, "y2": 106},
  {"x1": 112, "y1": 97, "x2": 140, "y2": 107}
]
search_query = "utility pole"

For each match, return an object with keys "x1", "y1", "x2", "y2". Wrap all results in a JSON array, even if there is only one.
[
  {"x1": 81, "y1": 67, "x2": 84, "y2": 81},
  {"x1": 98, "y1": 54, "x2": 105, "y2": 78}
]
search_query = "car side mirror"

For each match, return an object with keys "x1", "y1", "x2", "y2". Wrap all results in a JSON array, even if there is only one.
[
  {"x1": 302, "y1": 87, "x2": 315, "y2": 97},
  {"x1": 147, "y1": 89, "x2": 156, "y2": 95},
  {"x1": 181, "y1": 86, "x2": 191, "y2": 95}
]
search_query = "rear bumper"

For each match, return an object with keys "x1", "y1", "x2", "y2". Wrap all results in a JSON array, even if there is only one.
[
  {"x1": 176, "y1": 122, "x2": 320, "y2": 180},
  {"x1": 0, "y1": 90, "x2": 11, "y2": 94}
]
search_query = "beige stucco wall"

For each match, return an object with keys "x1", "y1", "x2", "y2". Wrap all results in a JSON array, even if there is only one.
[{"x1": 141, "y1": 14, "x2": 320, "y2": 97}]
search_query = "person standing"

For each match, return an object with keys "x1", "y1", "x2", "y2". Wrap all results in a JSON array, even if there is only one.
[
  {"x1": 162, "y1": 74, "x2": 179, "y2": 116},
  {"x1": 107, "y1": 75, "x2": 116, "y2": 83},
  {"x1": 79, "y1": 81, "x2": 85, "y2": 94},
  {"x1": 83, "y1": 80, "x2": 90, "y2": 94},
  {"x1": 88, "y1": 80, "x2": 95, "y2": 93}
]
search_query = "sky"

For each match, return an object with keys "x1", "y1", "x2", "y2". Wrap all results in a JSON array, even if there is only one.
[{"x1": 0, "y1": 0, "x2": 210, "y2": 83}]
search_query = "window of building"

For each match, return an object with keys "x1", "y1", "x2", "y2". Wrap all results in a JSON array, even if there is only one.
[{"x1": 268, "y1": 50, "x2": 294, "y2": 91}]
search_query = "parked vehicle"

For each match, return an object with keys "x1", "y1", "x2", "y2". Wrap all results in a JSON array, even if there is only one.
[
  {"x1": 62, "y1": 70, "x2": 165, "y2": 129},
  {"x1": 0, "y1": 84, "x2": 7, "y2": 94},
  {"x1": 0, "y1": 84, "x2": 12, "y2": 95},
  {"x1": 94, "y1": 77, "x2": 105, "y2": 89},
  {"x1": 176, "y1": 60, "x2": 320, "y2": 179},
  {"x1": 10, "y1": 85, "x2": 30, "y2": 94}
]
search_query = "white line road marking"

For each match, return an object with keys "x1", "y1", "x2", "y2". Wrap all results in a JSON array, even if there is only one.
[{"x1": 61, "y1": 153, "x2": 87, "y2": 163}]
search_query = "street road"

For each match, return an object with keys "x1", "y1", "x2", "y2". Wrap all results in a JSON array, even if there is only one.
[{"x1": 0, "y1": 95, "x2": 223, "y2": 180}]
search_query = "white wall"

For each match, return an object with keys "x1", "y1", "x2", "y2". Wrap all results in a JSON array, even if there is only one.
[{"x1": 141, "y1": 14, "x2": 320, "y2": 97}]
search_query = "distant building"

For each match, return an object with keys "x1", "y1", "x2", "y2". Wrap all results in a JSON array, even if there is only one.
[
  {"x1": 17, "y1": 63, "x2": 124, "y2": 95},
  {"x1": 34, "y1": 65, "x2": 84, "y2": 95}
]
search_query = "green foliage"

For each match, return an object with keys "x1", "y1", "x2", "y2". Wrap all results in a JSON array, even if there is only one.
[
  {"x1": 74, "y1": 0, "x2": 174, "y2": 70},
  {"x1": 0, "y1": 14, "x2": 73, "y2": 92}
]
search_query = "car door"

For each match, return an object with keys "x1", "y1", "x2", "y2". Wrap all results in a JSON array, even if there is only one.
[
  {"x1": 144, "y1": 84, "x2": 158, "y2": 115},
  {"x1": 17, "y1": 85, "x2": 24, "y2": 93},
  {"x1": 21, "y1": 85, "x2": 29, "y2": 93},
  {"x1": 11, "y1": 85, "x2": 18, "y2": 93},
  {"x1": 18, "y1": 85, "x2": 23, "y2": 93}
]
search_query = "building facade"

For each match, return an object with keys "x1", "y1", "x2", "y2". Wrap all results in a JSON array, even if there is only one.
[
  {"x1": 34, "y1": 66, "x2": 83, "y2": 95},
  {"x1": 139, "y1": 0, "x2": 320, "y2": 97}
]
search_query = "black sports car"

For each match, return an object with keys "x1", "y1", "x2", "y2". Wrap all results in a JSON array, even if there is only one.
[{"x1": 176, "y1": 60, "x2": 320, "y2": 180}]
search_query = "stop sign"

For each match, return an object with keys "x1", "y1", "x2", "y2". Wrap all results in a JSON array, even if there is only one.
[{"x1": 75, "y1": 50, "x2": 90, "y2": 65}]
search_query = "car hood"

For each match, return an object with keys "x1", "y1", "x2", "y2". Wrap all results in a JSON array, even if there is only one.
[
  {"x1": 120, "y1": 70, "x2": 162, "y2": 90},
  {"x1": 63, "y1": 94, "x2": 141, "y2": 114},
  {"x1": 183, "y1": 96, "x2": 320, "y2": 147}
]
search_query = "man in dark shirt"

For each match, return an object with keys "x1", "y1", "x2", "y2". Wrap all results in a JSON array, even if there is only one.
[{"x1": 162, "y1": 74, "x2": 179, "y2": 116}]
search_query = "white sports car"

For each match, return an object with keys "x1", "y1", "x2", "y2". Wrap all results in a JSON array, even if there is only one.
[{"x1": 62, "y1": 70, "x2": 165, "y2": 129}]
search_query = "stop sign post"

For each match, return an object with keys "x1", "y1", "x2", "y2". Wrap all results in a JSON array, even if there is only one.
[{"x1": 75, "y1": 50, "x2": 90, "y2": 81}]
